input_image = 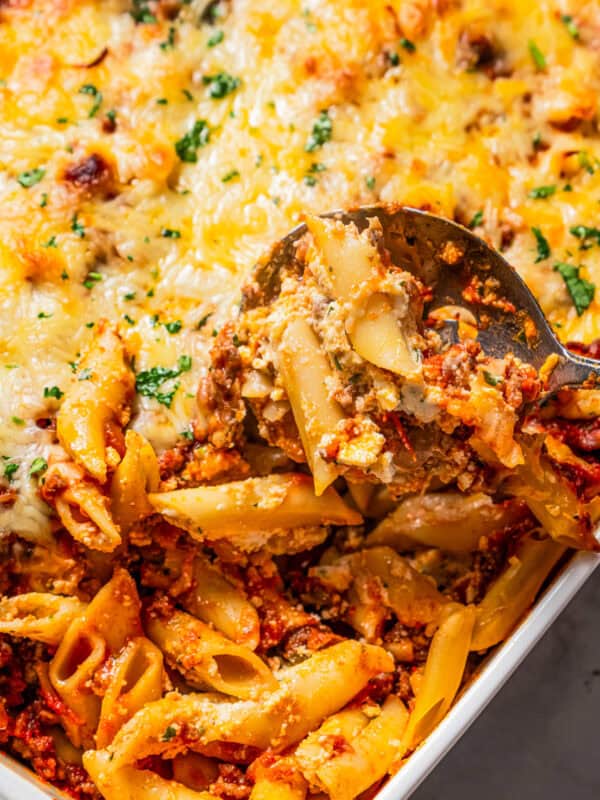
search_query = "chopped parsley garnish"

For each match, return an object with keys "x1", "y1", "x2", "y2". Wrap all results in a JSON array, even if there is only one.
[
  {"x1": 222, "y1": 169, "x2": 240, "y2": 182},
  {"x1": 78, "y1": 368, "x2": 92, "y2": 381},
  {"x1": 124, "y1": 292, "x2": 136, "y2": 301},
  {"x1": 11, "y1": 417, "x2": 24, "y2": 426},
  {"x1": 181, "y1": 88, "x2": 194, "y2": 101},
  {"x1": 202, "y1": 72, "x2": 240, "y2": 99},
  {"x1": 181, "y1": 430, "x2": 194, "y2": 441},
  {"x1": 17, "y1": 168, "x2": 45, "y2": 188},
  {"x1": 570, "y1": 225, "x2": 600, "y2": 246},
  {"x1": 44, "y1": 386, "x2": 64, "y2": 400},
  {"x1": 85, "y1": 321, "x2": 95, "y2": 328},
  {"x1": 4, "y1": 462, "x2": 18, "y2": 481},
  {"x1": 40, "y1": 193, "x2": 48, "y2": 207},
  {"x1": 365, "y1": 175, "x2": 376, "y2": 190},
  {"x1": 83, "y1": 272, "x2": 102, "y2": 289},
  {"x1": 197, "y1": 312, "x2": 213, "y2": 329},
  {"x1": 207, "y1": 30, "x2": 224, "y2": 47},
  {"x1": 123, "y1": 314, "x2": 135, "y2": 326},
  {"x1": 42, "y1": 236, "x2": 57, "y2": 249},
  {"x1": 175, "y1": 120, "x2": 210, "y2": 163},
  {"x1": 387, "y1": 51, "x2": 400, "y2": 67},
  {"x1": 554, "y1": 262, "x2": 596, "y2": 315},
  {"x1": 106, "y1": 109, "x2": 117, "y2": 125},
  {"x1": 135, "y1": 355, "x2": 192, "y2": 408},
  {"x1": 79, "y1": 84, "x2": 103, "y2": 118},
  {"x1": 164, "y1": 320, "x2": 182, "y2": 334},
  {"x1": 469, "y1": 209, "x2": 483, "y2": 229},
  {"x1": 528, "y1": 184, "x2": 556, "y2": 199},
  {"x1": 528, "y1": 40, "x2": 546, "y2": 70},
  {"x1": 482, "y1": 370, "x2": 501, "y2": 386},
  {"x1": 131, "y1": 0, "x2": 156, "y2": 23},
  {"x1": 400, "y1": 37, "x2": 416, "y2": 53},
  {"x1": 561, "y1": 14, "x2": 579, "y2": 40},
  {"x1": 56, "y1": 117, "x2": 69, "y2": 124},
  {"x1": 37, "y1": 312, "x2": 52, "y2": 319},
  {"x1": 71, "y1": 214, "x2": 85, "y2": 238},
  {"x1": 305, "y1": 110, "x2": 332, "y2": 152},
  {"x1": 578, "y1": 150, "x2": 595, "y2": 175},
  {"x1": 161, "y1": 726, "x2": 176, "y2": 742},
  {"x1": 156, "y1": 97, "x2": 168, "y2": 105},
  {"x1": 532, "y1": 131, "x2": 543, "y2": 151},
  {"x1": 532, "y1": 227, "x2": 550, "y2": 262},
  {"x1": 29, "y1": 457, "x2": 47, "y2": 477},
  {"x1": 304, "y1": 162, "x2": 326, "y2": 186},
  {"x1": 160, "y1": 26, "x2": 176, "y2": 50},
  {"x1": 161, "y1": 228, "x2": 181, "y2": 238}
]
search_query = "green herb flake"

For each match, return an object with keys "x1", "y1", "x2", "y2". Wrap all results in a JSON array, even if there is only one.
[
  {"x1": 181, "y1": 430, "x2": 194, "y2": 441},
  {"x1": 160, "y1": 26, "x2": 176, "y2": 50},
  {"x1": 29, "y1": 457, "x2": 47, "y2": 477},
  {"x1": 11, "y1": 417, "x2": 24, "y2": 426},
  {"x1": 37, "y1": 312, "x2": 52, "y2": 319},
  {"x1": 482, "y1": 370, "x2": 501, "y2": 386},
  {"x1": 528, "y1": 40, "x2": 546, "y2": 71},
  {"x1": 78, "y1": 368, "x2": 92, "y2": 381},
  {"x1": 400, "y1": 37, "x2": 416, "y2": 53},
  {"x1": 333, "y1": 354, "x2": 343, "y2": 371},
  {"x1": 17, "y1": 168, "x2": 45, "y2": 188},
  {"x1": 164, "y1": 320, "x2": 182, "y2": 334},
  {"x1": 79, "y1": 83, "x2": 103, "y2": 118},
  {"x1": 175, "y1": 120, "x2": 210, "y2": 163},
  {"x1": 469, "y1": 209, "x2": 484, "y2": 229},
  {"x1": 532, "y1": 227, "x2": 551, "y2": 262},
  {"x1": 528, "y1": 184, "x2": 556, "y2": 199},
  {"x1": 202, "y1": 72, "x2": 240, "y2": 99},
  {"x1": 44, "y1": 386, "x2": 64, "y2": 400},
  {"x1": 578, "y1": 150, "x2": 595, "y2": 175},
  {"x1": 42, "y1": 236, "x2": 57, "y2": 249},
  {"x1": 123, "y1": 314, "x2": 135, "y2": 326},
  {"x1": 561, "y1": 14, "x2": 580, "y2": 40},
  {"x1": 570, "y1": 225, "x2": 600, "y2": 246},
  {"x1": 305, "y1": 110, "x2": 332, "y2": 152},
  {"x1": 156, "y1": 97, "x2": 168, "y2": 105},
  {"x1": 131, "y1": 0, "x2": 156, "y2": 23},
  {"x1": 207, "y1": 30, "x2": 224, "y2": 47},
  {"x1": 71, "y1": 214, "x2": 85, "y2": 238},
  {"x1": 365, "y1": 175, "x2": 376, "y2": 190},
  {"x1": 40, "y1": 193, "x2": 48, "y2": 207},
  {"x1": 197, "y1": 313, "x2": 213, "y2": 329},
  {"x1": 83, "y1": 271, "x2": 102, "y2": 289},
  {"x1": 56, "y1": 117, "x2": 69, "y2": 124},
  {"x1": 388, "y1": 51, "x2": 400, "y2": 66},
  {"x1": 222, "y1": 169, "x2": 240, "y2": 183},
  {"x1": 4, "y1": 462, "x2": 18, "y2": 481},
  {"x1": 135, "y1": 355, "x2": 192, "y2": 408},
  {"x1": 554, "y1": 262, "x2": 596, "y2": 315},
  {"x1": 124, "y1": 292, "x2": 136, "y2": 301},
  {"x1": 161, "y1": 228, "x2": 181, "y2": 239}
]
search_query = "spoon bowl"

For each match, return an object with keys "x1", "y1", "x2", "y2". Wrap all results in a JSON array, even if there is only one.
[{"x1": 243, "y1": 205, "x2": 600, "y2": 394}]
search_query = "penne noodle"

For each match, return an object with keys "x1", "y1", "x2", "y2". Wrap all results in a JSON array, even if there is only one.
[
  {"x1": 250, "y1": 757, "x2": 307, "y2": 800},
  {"x1": 471, "y1": 536, "x2": 565, "y2": 651},
  {"x1": 56, "y1": 481, "x2": 121, "y2": 552},
  {"x1": 402, "y1": 603, "x2": 476, "y2": 749},
  {"x1": 148, "y1": 473, "x2": 361, "y2": 543},
  {"x1": 96, "y1": 637, "x2": 164, "y2": 748},
  {"x1": 180, "y1": 555, "x2": 260, "y2": 650},
  {"x1": 57, "y1": 327, "x2": 134, "y2": 484},
  {"x1": 83, "y1": 750, "x2": 219, "y2": 800},
  {"x1": 145, "y1": 607, "x2": 276, "y2": 700},
  {"x1": 0, "y1": 593, "x2": 86, "y2": 645},
  {"x1": 110, "y1": 430, "x2": 160, "y2": 535},
  {"x1": 306, "y1": 216, "x2": 421, "y2": 378},
  {"x1": 316, "y1": 695, "x2": 409, "y2": 800},
  {"x1": 367, "y1": 492, "x2": 527, "y2": 552},
  {"x1": 277, "y1": 316, "x2": 344, "y2": 495},
  {"x1": 104, "y1": 640, "x2": 394, "y2": 768}
]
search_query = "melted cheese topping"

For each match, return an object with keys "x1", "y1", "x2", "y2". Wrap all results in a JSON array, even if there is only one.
[{"x1": 1, "y1": 0, "x2": 600, "y2": 538}]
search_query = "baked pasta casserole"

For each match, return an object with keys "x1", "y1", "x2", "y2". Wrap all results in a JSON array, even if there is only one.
[{"x1": 1, "y1": 1, "x2": 600, "y2": 798}]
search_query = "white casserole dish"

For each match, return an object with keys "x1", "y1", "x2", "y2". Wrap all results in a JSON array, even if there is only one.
[{"x1": 0, "y1": 549, "x2": 597, "y2": 800}]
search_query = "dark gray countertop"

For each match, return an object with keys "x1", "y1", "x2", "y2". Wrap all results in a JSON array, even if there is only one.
[{"x1": 412, "y1": 568, "x2": 600, "y2": 800}]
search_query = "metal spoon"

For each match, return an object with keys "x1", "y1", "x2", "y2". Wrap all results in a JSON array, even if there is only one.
[{"x1": 241, "y1": 205, "x2": 600, "y2": 395}]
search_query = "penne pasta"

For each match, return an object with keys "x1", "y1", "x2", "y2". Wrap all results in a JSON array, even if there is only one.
[
  {"x1": 306, "y1": 216, "x2": 421, "y2": 378},
  {"x1": 110, "y1": 430, "x2": 160, "y2": 535},
  {"x1": 95, "y1": 637, "x2": 164, "y2": 748},
  {"x1": 367, "y1": 492, "x2": 527, "y2": 552},
  {"x1": 180, "y1": 555, "x2": 260, "y2": 650},
  {"x1": 277, "y1": 316, "x2": 345, "y2": 495},
  {"x1": 104, "y1": 640, "x2": 394, "y2": 768},
  {"x1": 55, "y1": 481, "x2": 121, "y2": 552},
  {"x1": 402, "y1": 603, "x2": 476, "y2": 749},
  {"x1": 294, "y1": 709, "x2": 370, "y2": 786},
  {"x1": 316, "y1": 695, "x2": 409, "y2": 800},
  {"x1": 471, "y1": 536, "x2": 565, "y2": 651},
  {"x1": 0, "y1": 593, "x2": 86, "y2": 645},
  {"x1": 250, "y1": 757, "x2": 307, "y2": 800},
  {"x1": 145, "y1": 607, "x2": 276, "y2": 700},
  {"x1": 83, "y1": 750, "x2": 219, "y2": 800},
  {"x1": 148, "y1": 473, "x2": 361, "y2": 545},
  {"x1": 57, "y1": 327, "x2": 134, "y2": 484}
]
